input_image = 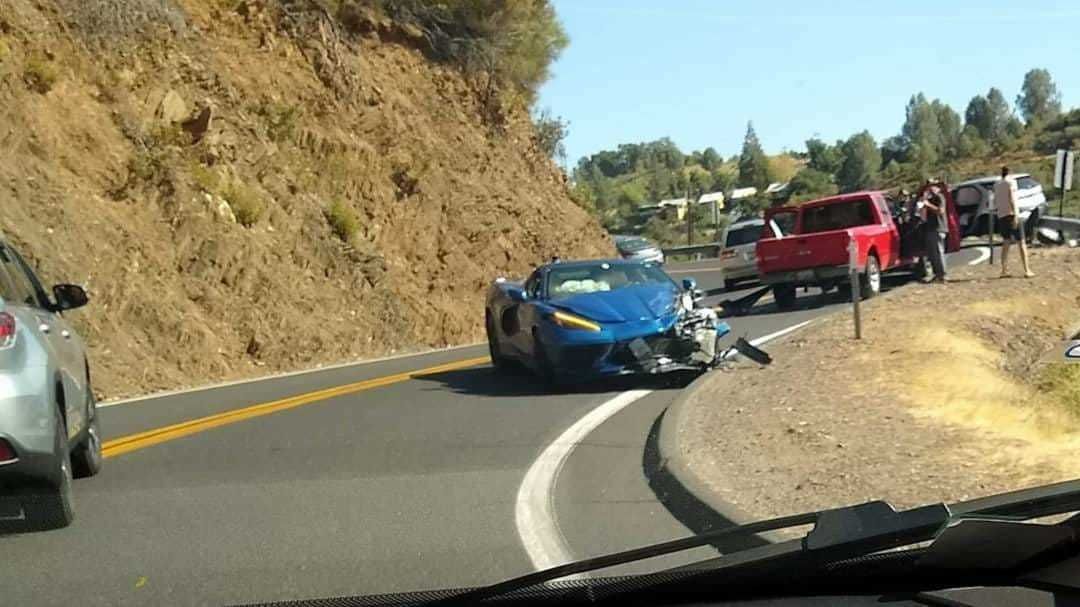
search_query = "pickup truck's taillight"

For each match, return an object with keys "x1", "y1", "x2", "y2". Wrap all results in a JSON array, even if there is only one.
[{"x1": 0, "y1": 312, "x2": 15, "y2": 349}]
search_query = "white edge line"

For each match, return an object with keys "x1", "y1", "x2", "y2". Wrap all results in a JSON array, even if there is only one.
[
  {"x1": 99, "y1": 342, "x2": 484, "y2": 408},
  {"x1": 967, "y1": 246, "x2": 991, "y2": 266},
  {"x1": 516, "y1": 317, "x2": 815, "y2": 574},
  {"x1": 515, "y1": 389, "x2": 654, "y2": 573}
]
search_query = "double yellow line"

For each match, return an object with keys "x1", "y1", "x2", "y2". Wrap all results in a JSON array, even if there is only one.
[{"x1": 102, "y1": 356, "x2": 490, "y2": 459}]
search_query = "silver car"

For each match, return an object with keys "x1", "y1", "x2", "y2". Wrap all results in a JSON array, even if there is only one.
[
  {"x1": 0, "y1": 238, "x2": 100, "y2": 531},
  {"x1": 951, "y1": 173, "x2": 1048, "y2": 241},
  {"x1": 718, "y1": 218, "x2": 764, "y2": 290},
  {"x1": 614, "y1": 235, "x2": 665, "y2": 264}
]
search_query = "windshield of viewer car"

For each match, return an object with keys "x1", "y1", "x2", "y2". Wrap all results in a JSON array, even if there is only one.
[{"x1": 547, "y1": 264, "x2": 673, "y2": 299}]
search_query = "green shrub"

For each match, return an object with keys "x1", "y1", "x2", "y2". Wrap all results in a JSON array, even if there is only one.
[
  {"x1": 24, "y1": 55, "x2": 60, "y2": 94},
  {"x1": 190, "y1": 163, "x2": 221, "y2": 193},
  {"x1": 223, "y1": 180, "x2": 265, "y2": 227},
  {"x1": 325, "y1": 200, "x2": 359, "y2": 242},
  {"x1": 258, "y1": 102, "x2": 302, "y2": 143},
  {"x1": 1036, "y1": 363, "x2": 1080, "y2": 419}
]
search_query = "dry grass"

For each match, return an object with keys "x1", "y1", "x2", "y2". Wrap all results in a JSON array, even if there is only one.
[
  {"x1": 680, "y1": 247, "x2": 1080, "y2": 518},
  {"x1": 23, "y1": 55, "x2": 60, "y2": 94}
]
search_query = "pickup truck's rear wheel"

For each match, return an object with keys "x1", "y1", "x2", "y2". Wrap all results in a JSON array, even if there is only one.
[
  {"x1": 860, "y1": 254, "x2": 881, "y2": 299},
  {"x1": 772, "y1": 283, "x2": 797, "y2": 310}
]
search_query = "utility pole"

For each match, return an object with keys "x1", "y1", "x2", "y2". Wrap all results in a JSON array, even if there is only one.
[{"x1": 686, "y1": 185, "x2": 694, "y2": 246}]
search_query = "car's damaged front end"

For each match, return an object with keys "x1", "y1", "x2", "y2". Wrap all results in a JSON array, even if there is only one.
[{"x1": 539, "y1": 289, "x2": 733, "y2": 381}]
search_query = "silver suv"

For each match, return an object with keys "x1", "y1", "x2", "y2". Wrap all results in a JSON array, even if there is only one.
[{"x1": 0, "y1": 238, "x2": 100, "y2": 531}]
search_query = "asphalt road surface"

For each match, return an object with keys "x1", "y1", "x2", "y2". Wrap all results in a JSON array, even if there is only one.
[{"x1": 0, "y1": 248, "x2": 986, "y2": 606}]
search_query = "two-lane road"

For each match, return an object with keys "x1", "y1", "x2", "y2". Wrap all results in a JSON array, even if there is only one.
[{"x1": 0, "y1": 250, "x2": 986, "y2": 605}]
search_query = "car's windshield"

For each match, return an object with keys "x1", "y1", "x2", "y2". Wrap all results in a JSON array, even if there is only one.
[
  {"x1": 4, "y1": 2, "x2": 1079, "y2": 606},
  {"x1": 724, "y1": 225, "x2": 762, "y2": 247},
  {"x1": 547, "y1": 263, "x2": 673, "y2": 299},
  {"x1": 617, "y1": 237, "x2": 653, "y2": 252}
]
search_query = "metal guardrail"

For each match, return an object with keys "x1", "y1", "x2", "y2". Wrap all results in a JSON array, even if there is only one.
[
  {"x1": 661, "y1": 243, "x2": 721, "y2": 259},
  {"x1": 1040, "y1": 215, "x2": 1080, "y2": 234},
  {"x1": 660, "y1": 215, "x2": 1077, "y2": 260}
]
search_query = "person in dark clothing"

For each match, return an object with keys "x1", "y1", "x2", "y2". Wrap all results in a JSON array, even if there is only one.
[{"x1": 920, "y1": 187, "x2": 948, "y2": 283}]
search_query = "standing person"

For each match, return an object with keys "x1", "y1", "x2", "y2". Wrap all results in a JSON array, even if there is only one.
[
  {"x1": 920, "y1": 186, "x2": 948, "y2": 283},
  {"x1": 993, "y1": 166, "x2": 1035, "y2": 278}
]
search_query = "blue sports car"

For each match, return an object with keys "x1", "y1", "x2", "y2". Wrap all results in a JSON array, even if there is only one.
[{"x1": 484, "y1": 258, "x2": 731, "y2": 383}]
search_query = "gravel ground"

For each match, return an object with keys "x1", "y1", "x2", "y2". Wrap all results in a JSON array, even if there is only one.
[{"x1": 675, "y1": 246, "x2": 1080, "y2": 519}]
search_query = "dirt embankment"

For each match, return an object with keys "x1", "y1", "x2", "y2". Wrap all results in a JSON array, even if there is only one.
[
  {"x1": 676, "y1": 247, "x2": 1080, "y2": 518},
  {"x1": 0, "y1": 1, "x2": 611, "y2": 399}
]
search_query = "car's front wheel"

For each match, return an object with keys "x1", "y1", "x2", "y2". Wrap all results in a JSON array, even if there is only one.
[
  {"x1": 532, "y1": 331, "x2": 558, "y2": 387},
  {"x1": 72, "y1": 388, "x2": 103, "y2": 478},
  {"x1": 485, "y1": 312, "x2": 510, "y2": 373},
  {"x1": 22, "y1": 409, "x2": 75, "y2": 531}
]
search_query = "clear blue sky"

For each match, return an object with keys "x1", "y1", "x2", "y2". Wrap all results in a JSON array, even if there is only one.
[{"x1": 538, "y1": 1, "x2": 1079, "y2": 167}]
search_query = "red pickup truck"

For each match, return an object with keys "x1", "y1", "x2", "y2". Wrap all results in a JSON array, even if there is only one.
[{"x1": 756, "y1": 187, "x2": 959, "y2": 310}]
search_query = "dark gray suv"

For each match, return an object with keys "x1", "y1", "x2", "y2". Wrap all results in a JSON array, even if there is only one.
[{"x1": 0, "y1": 238, "x2": 101, "y2": 531}]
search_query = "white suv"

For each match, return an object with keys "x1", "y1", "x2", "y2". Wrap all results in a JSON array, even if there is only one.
[
  {"x1": 951, "y1": 174, "x2": 1048, "y2": 241},
  {"x1": 718, "y1": 218, "x2": 764, "y2": 291}
]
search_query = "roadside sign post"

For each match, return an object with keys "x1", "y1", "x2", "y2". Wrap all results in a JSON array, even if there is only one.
[
  {"x1": 848, "y1": 239, "x2": 862, "y2": 340},
  {"x1": 1055, "y1": 149, "x2": 1075, "y2": 218}
]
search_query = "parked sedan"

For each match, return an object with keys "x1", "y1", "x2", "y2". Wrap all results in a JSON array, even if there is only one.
[
  {"x1": 717, "y1": 218, "x2": 765, "y2": 291},
  {"x1": 0, "y1": 237, "x2": 100, "y2": 531},
  {"x1": 613, "y1": 235, "x2": 665, "y2": 264}
]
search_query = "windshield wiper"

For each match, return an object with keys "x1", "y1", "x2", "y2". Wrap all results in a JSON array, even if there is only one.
[{"x1": 435, "y1": 479, "x2": 1080, "y2": 605}]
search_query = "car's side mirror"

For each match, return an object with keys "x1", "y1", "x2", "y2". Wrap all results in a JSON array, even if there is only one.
[
  {"x1": 682, "y1": 278, "x2": 698, "y2": 291},
  {"x1": 52, "y1": 284, "x2": 88, "y2": 311},
  {"x1": 508, "y1": 287, "x2": 528, "y2": 303}
]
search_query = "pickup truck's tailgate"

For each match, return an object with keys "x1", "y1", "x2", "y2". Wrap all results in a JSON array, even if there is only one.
[{"x1": 757, "y1": 230, "x2": 850, "y2": 274}]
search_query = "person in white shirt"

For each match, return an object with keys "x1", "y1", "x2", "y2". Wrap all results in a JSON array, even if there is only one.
[{"x1": 992, "y1": 166, "x2": 1034, "y2": 278}]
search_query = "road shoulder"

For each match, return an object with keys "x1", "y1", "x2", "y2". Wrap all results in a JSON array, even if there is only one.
[{"x1": 658, "y1": 247, "x2": 1080, "y2": 522}]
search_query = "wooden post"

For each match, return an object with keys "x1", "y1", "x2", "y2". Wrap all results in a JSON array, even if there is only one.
[{"x1": 848, "y1": 240, "x2": 862, "y2": 340}]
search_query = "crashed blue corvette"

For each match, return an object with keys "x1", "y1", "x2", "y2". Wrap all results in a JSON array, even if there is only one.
[{"x1": 484, "y1": 258, "x2": 734, "y2": 383}]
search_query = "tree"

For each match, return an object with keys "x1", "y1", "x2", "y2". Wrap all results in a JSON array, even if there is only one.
[
  {"x1": 985, "y1": 87, "x2": 1014, "y2": 148},
  {"x1": 933, "y1": 100, "x2": 962, "y2": 160},
  {"x1": 701, "y1": 147, "x2": 721, "y2": 171},
  {"x1": 533, "y1": 108, "x2": 568, "y2": 162},
  {"x1": 965, "y1": 95, "x2": 992, "y2": 139},
  {"x1": 957, "y1": 124, "x2": 990, "y2": 158},
  {"x1": 737, "y1": 122, "x2": 772, "y2": 189},
  {"x1": 1016, "y1": 68, "x2": 1062, "y2": 125},
  {"x1": 836, "y1": 131, "x2": 881, "y2": 193},
  {"x1": 805, "y1": 137, "x2": 844, "y2": 175},
  {"x1": 880, "y1": 135, "x2": 909, "y2": 166},
  {"x1": 901, "y1": 93, "x2": 942, "y2": 168},
  {"x1": 786, "y1": 168, "x2": 837, "y2": 203},
  {"x1": 965, "y1": 88, "x2": 1014, "y2": 150}
]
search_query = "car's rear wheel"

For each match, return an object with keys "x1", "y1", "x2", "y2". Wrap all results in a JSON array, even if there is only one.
[
  {"x1": 22, "y1": 409, "x2": 75, "y2": 531},
  {"x1": 772, "y1": 283, "x2": 797, "y2": 310},
  {"x1": 485, "y1": 312, "x2": 510, "y2": 373},
  {"x1": 860, "y1": 254, "x2": 881, "y2": 299},
  {"x1": 72, "y1": 388, "x2": 103, "y2": 478}
]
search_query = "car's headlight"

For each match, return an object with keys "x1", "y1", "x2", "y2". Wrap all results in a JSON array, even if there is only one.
[{"x1": 551, "y1": 311, "x2": 602, "y2": 332}]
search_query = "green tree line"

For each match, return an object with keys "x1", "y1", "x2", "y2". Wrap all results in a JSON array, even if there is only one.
[{"x1": 572, "y1": 67, "x2": 1076, "y2": 241}]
